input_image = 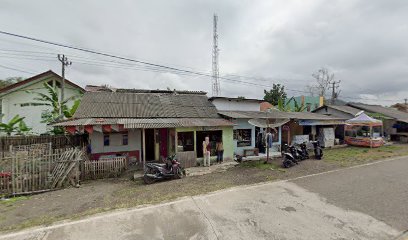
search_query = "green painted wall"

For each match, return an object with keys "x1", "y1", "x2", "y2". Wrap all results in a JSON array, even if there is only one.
[{"x1": 176, "y1": 126, "x2": 234, "y2": 162}]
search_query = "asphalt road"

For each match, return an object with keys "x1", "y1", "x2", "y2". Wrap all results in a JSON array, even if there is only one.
[
  {"x1": 1, "y1": 156, "x2": 407, "y2": 240},
  {"x1": 292, "y1": 156, "x2": 408, "y2": 232}
]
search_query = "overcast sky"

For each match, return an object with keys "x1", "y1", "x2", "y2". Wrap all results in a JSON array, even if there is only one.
[{"x1": 1, "y1": 0, "x2": 407, "y2": 105}]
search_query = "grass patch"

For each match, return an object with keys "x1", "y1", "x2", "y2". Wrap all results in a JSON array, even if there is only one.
[
  {"x1": 324, "y1": 145, "x2": 408, "y2": 167},
  {"x1": 0, "y1": 196, "x2": 29, "y2": 206},
  {"x1": 239, "y1": 160, "x2": 280, "y2": 170}
]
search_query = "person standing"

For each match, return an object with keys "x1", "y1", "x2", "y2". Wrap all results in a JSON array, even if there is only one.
[
  {"x1": 216, "y1": 138, "x2": 224, "y2": 164},
  {"x1": 202, "y1": 136, "x2": 211, "y2": 167}
]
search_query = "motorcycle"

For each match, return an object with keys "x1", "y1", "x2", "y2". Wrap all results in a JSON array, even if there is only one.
[
  {"x1": 299, "y1": 142, "x2": 309, "y2": 160},
  {"x1": 311, "y1": 140, "x2": 323, "y2": 160},
  {"x1": 143, "y1": 155, "x2": 185, "y2": 184},
  {"x1": 281, "y1": 144, "x2": 298, "y2": 168}
]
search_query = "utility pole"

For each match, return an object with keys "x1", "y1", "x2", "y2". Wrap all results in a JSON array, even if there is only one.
[
  {"x1": 212, "y1": 14, "x2": 221, "y2": 96},
  {"x1": 329, "y1": 80, "x2": 341, "y2": 105},
  {"x1": 57, "y1": 54, "x2": 72, "y2": 115}
]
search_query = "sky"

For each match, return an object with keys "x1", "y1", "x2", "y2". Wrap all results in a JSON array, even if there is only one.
[{"x1": 0, "y1": 0, "x2": 407, "y2": 106}]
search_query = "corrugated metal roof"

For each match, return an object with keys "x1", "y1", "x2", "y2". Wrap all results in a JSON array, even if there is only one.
[
  {"x1": 74, "y1": 91, "x2": 219, "y2": 119},
  {"x1": 313, "y1": 105, "x2": 361, "y2": 116},
  {"x1": 348, "y1": 103, "x2": 408, "y2": 123},
  {"x1": 218, "y1": 110, "x2": 342, "y2": 121},
  {"x1": 54, "y1": 118, "x2": 234, "y2": 128}
]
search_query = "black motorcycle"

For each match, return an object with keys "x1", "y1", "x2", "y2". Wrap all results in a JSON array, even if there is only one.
[
  {"x1": 143, "y1": 155, "x2": 185, "y2": 184},
  {"x1": 281, "y1": 144, "x2": 298, "y2": 168},
  {"x1": 311, "y1": 141, "x2": 323, "y2": 160},
  {"x1": 299, "y1": 142, "x2": 309, "y2": 160}
]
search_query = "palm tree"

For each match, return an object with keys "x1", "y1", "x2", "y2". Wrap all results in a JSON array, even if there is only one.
[{"x1": 0, "y1": 115, "x2": 29, "y2": 136}]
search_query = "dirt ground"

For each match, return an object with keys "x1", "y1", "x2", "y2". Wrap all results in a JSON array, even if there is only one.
[{"x1": 1, "y1": 144, "x2": 407, "y2": 233}]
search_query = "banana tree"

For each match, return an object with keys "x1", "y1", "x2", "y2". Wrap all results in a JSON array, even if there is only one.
[
  {"x1": 26, "y1": 82, "x2": 82, "y2": 134},
  {"x1": 0, "y1": 115, "x2": 26, "y2": 136}
]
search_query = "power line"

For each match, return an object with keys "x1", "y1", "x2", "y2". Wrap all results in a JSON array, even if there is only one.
[
  {"x1": 0, "y1": 64, "x2": 35, "y2": 74},
  {"x1": 0, "y1": 53, "x2": 403, "y2": 102},
  {"x1": 0, "y1": 31, "x2": 405, "y2": 103}
]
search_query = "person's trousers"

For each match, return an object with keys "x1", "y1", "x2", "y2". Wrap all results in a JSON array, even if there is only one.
[
  {"x1": 203, "y1": 152, "x2": 210, "y2": 166},
  {"x1": 217, "y1": 150, "x2": 224, "y2": 163}
]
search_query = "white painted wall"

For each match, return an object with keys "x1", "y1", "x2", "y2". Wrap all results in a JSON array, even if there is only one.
[
  {"x1": 0, "y1": 76, "x2": 81, "y2": 135},
  {"x1": 211, "y1": 99, "x2": 260, "y2": 111},
  {"x1": 90, "y1": 129, "x2": 141, "y2": 154}
]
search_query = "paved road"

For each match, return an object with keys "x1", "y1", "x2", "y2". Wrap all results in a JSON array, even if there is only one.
[
  {"x1": 292, "y1": 156, "x2": 408, "y2": 231},
  {"x1": 1, "y1": 157, "x2": 407, "y2": 240}
]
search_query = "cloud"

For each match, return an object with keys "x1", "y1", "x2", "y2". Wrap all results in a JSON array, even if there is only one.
[{"x1": 0, "y1": 0, "x2": 407, "y2": 105}]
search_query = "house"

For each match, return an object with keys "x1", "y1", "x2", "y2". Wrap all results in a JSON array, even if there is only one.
[
  {"x1": 313, "y1": 105, "x2": 362, "y2": 141},
  {"x1": 209, "y1": 97, "x2": 279, "y2": 156},
  {"x1": 54, "y1": 89, "x2": 234, "y2": 166},
  {"x1": 347, "y1": 102, "x2": 408, "y2": 141},
  {"x1": 313, "y1": 105, "x2": 361, "y2": 119},
  {"x1": 0, "y1": 70, "x2": 84, "y2": 134},
  {"x1": 286, "y1": 96, "x2": 324, "y2": 112}
]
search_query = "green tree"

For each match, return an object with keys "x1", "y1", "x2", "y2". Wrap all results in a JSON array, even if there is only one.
[
  {"x1": 0, "y1": 77, "x2": 24, "y2": 89},
  {"x1": 27, "y1": 82, "x2": 82, "y2": 134},
  {"x1": 0, "y1": 115, "x2": 30, "y2": 136},
  {"x1": 237, "y1": 96, "x2": 246, "y2": 99},
  {"x1": 263, "y1": 84, "x2": 287, "y2": 106},
  {"x1": 276, "y1": 97, "x2": 306, "y2": 112}
]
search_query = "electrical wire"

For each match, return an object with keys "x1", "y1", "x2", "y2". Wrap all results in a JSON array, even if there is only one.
[{"x1": 0, "y1": 31, "x2": 404, "y2": 102}]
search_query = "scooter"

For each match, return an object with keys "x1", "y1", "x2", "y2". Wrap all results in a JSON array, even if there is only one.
[
  {"x1": 299, "y1": 142, "x2": 309, "y2": 160},
  {"x1": 281, "y1": 144, "x2": 298, "y2": 168},
  {"x1": 143, "y1": 155, "x2": 185, "y2": 184},
  {"x1": 311, "y1": 140, "x2": 323, "y2": 160},
  {"x1": 288, "y1": 145, "x2": 303, "y2": 162}
]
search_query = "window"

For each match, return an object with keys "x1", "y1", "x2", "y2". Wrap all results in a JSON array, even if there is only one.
[
  {"x1": 103, "y1": 134, "x2": 110, "y2": 146},
  {"x1": 234, "y1": 129, "x2": 252, "y2": 147},
  {"x1": 177, "y1": 131, "x2": 194, "y2": 152},
  {"x1": 122, "y1": 133, "x2": 128, "y2": 145}
]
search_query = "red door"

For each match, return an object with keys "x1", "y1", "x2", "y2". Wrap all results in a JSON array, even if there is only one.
[{"x1": 159, "y1": 129, "x2": 168, "y2": 158}]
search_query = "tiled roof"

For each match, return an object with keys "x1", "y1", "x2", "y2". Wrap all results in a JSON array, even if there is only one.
[
  {"x1": 218, "y1": 110, "x2": 342, "y2": 121},
  {"x1": 347, "y1": 103, "x2": 408, "y2": 123},
  {"x1": 54, "y1": 118, "x2": 234, "y2": 128},
  {"x1": 73, "y1": 91, "x2": 219, "y2": 119}
]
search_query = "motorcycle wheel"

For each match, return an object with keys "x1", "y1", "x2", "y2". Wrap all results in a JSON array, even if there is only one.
[
  {"x1": 143, "y1": 175, "x2": 156, "y2": 184},
  {"x1": 175, "y1": 168, "x2": 185, "y2": 179}
]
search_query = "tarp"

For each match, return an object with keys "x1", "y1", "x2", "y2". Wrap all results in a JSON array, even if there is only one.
[
  {"x1": 346, "y1": 113, "x2": 382, "y2": 126},
  {"x1": 248, "y1": 118, "x2": 290, "y2": 128}
]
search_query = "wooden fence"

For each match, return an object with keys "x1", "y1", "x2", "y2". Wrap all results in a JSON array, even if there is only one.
[
  {"x1": 177, "y1": 151, "x2": 197, "y2": 168},
  {"x1": 82, "y1": 157, "x2": 128, "y2": 180},
  {"x1": 0, "y1": 135, "x2": 87, "y2": 156},
  {"x1": 0, "y1": 147, "x2": 83, "y2": 196}
]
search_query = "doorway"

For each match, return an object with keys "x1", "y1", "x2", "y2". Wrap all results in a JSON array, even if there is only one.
[
  {"x1": 145, "y1": 129, "x2": 155, "y2": 160},
  {"x1": 196, "y1": 130, "x2": 222, "y2": 158}
]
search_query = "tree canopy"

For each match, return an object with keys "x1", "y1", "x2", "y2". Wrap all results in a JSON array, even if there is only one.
[
  {"x1": 0, "y1": 77, "x2": 24, "y2": 89},
  {"x1": 263, "y1": 84, "x2": 287, "y2": 106}
]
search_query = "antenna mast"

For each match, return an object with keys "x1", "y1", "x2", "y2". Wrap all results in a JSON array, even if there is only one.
[{"x1": 212, "y1": 14, "x2": 221, "y2": 96}]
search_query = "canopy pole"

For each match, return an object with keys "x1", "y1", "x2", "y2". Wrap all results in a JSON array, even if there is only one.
[
  {"x1": 142, "y1": 128, "x2": 146, "y2": 170},
  {"x1": 265, "y1": 118, "x2": 270, "y2": 164},
  {"x1": 370, "y1": 126, "x2": 373, "y2": 148}
]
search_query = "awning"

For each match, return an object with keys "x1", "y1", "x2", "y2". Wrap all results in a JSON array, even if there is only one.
[
  {"x1": 298, "y1": 119, "x2": 345, "y2": 126},
  {"x1": 53, "y1": 118, "x2": 234, "y2": 129},
  {"x1": 248, "y1": 118, "x2": 290, "y2": 128}
]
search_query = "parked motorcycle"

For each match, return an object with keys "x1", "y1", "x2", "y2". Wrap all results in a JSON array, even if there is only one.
[
  {"x1": 281, "y1": 144, "x2": 298, "y2": 168},
  {"x1": 143, "y1": 155, "x2": 185, "y2": 184},
  {"x1": 299, "y1": 142, "x2": 309, "y2": 160},
  {"x1": 311, "y1": 140, "x2": 323, "y2": 160}
]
